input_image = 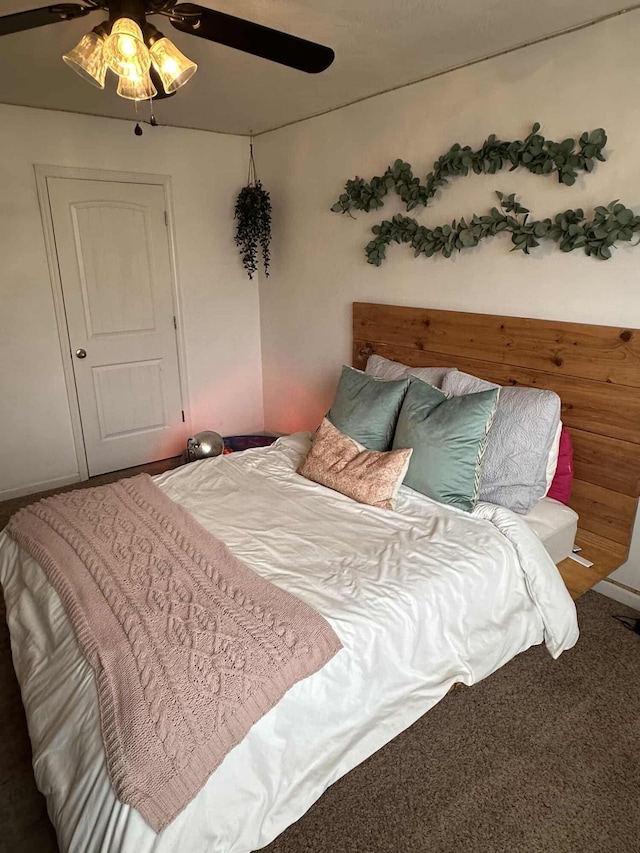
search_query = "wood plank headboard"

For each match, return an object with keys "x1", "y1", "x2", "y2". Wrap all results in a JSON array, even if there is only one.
[{"x1": 352, "y1": 302, "x2": 640, "y2": 597}]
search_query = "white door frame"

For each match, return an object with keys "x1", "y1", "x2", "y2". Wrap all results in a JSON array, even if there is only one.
[{"x1": 35, "y1": 164, "x2": 192, "y2": 481}]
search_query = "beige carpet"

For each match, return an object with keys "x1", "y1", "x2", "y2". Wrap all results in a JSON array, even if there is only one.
[{"x1": 1, "y1": 471, "x2": 639, "y2": 852}]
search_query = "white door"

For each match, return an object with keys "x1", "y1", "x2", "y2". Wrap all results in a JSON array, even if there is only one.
[{"x1": 47, "y1": 177, "x2": 186, "y2": 477}]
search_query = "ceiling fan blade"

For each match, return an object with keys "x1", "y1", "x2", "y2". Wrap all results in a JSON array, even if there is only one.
[
  {"x1": 170, "y1": 3, "x2": 334, "y2": 74},
  {"x1": 0, "y1": 4, "x2": 93, "y2": 37}
]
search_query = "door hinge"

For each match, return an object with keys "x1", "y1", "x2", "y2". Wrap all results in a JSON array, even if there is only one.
[
  {"x1": 181, "y1": 410, "x2": 185, "y2": 423},
  {"x1": 164, "y1": 210, "x2": 169, "y2": 226},
  {"x1": 173, "y1": 315, "x2": 177, "y2": 330}
]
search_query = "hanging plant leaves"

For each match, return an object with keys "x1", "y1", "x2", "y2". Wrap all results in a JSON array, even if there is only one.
[
  {"x1": 235, "y1": 139, "x2": 272, "y2": 280},
  {"x1": 234, "y1": 181, "x2": 272, "y2": 279}
]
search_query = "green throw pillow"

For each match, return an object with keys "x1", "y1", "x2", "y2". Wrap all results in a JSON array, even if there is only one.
[
  {"x1": 328, "y1": 366, "x2": 410, "y2": 451},
  {"x1": 392, "y1": 379, "x2": 500, "y2": 512}
]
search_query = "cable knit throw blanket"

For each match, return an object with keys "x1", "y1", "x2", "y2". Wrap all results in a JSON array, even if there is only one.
[{"x1": 7, "y1": 475, "x2": 342, "y2": 831}]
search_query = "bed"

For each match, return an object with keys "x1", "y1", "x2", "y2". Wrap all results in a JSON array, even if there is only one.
[{"x1": 1, "y1": 303, "x2": 638, "y2": 852}]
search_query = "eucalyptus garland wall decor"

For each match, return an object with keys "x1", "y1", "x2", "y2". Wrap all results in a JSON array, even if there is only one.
[
  {"x1": 331, "y1": 124, "x2": 640, "y2": 263},
  {"x1": 235, "y1": 138, "x2": 272, "y2": 280}
]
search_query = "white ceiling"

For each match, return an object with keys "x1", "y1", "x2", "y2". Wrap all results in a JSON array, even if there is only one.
[{"x1": 0, "y1": 0, "x2": 635, "y2": 136}]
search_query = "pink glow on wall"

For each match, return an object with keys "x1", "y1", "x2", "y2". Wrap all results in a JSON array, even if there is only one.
[
  {"x1": 188, "y1": 363, "x2": 265, "y2": 436},
  {"x1": 265, "y1": 362, "x2": 338, "y2": 435}
]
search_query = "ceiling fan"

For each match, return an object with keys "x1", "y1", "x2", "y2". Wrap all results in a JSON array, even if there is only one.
[{"x1": 0, "y1": 1, "x2": 335, "y2": 102}]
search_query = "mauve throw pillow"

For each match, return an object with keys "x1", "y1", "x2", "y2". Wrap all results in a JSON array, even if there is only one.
[
  {"x1": 298, "y1": 418, "x2": 413, "y2": 510},
  {"x1": 547, "y1": 426, "x2": 574, "y2": 505}
]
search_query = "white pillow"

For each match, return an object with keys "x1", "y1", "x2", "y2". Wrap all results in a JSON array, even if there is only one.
[{"x1": 366, "y1": 354, "x2": 456, "y2": 389}]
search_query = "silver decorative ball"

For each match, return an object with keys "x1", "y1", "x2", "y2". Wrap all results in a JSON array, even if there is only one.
[{"x1": 187, "y1": 430, "x2": 224, "y2": 461}]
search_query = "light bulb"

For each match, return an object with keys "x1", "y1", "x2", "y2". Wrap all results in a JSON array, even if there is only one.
[
  {"x1": 119, "y1": 36, "x2": 138, "y2": 58},
  {"x1": 149, "y1": 37, "x2": 197, "y2": 93},
  {"x1": 103, "y1": 18, "x2": 151, "y2": 78},
  {"x1": 162, "y1": 58, "x2": 179, "y2": 75},
  {"x1": 62, "y1": 28, "x2": 108, "y2": 89}
]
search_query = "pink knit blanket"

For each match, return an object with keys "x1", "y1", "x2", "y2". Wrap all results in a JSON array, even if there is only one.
[{"x1": 7, "y1": 475, "x2": 342, "y2": 831}]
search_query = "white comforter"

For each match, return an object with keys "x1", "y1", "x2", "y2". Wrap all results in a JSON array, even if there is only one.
[{"x1": 0, "y1": 433, "x2": 578, "y2": 853}]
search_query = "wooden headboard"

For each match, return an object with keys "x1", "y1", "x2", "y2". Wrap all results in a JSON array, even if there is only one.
[{"x1": 353, "y1": 302, "x2": 640, "y2": 598}]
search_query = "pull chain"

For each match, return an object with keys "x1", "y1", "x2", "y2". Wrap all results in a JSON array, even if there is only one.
[
  {"x1": 133, "y1": 98, "x2": 158, "y2": 136},
  {"x1": 134, "y1": 99, "x2": 142, "y2": 136}
]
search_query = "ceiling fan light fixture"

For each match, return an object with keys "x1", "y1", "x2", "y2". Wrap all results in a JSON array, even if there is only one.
[
  {"x1": 116, "y1": 69, "x2": 158, "y2": 101},
  {"x1": 62, "y1": 28, "x2": 108, "y2": 89},
  {"x1": 150, "y1": 37, "x2": 197, "y2": 94},
  {"x1": 4, "y1": 0, "x2": 335, "y2": 116},
  {"x1": 103, "y1": 17, "x2": 151, "y2": 78}
]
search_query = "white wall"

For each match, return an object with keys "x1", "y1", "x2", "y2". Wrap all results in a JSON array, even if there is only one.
[
  {"x1": 255, "y1": 12, "x2": 640, "y2": 597},
  {"x1": 0, "y1": 104, "x2": 264, "y2": 499}
]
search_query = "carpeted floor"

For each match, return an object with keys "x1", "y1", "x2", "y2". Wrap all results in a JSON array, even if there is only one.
[{"x1": 1, "y1": 470, "x2": 639, "y2": 853}]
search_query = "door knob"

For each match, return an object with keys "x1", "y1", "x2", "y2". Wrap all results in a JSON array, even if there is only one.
[{"x1": 75, "y1": 348, "x2": 87, "y2": 359}]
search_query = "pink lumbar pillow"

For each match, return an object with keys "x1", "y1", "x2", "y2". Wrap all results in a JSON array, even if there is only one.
[
  {"x1": 547, "y1": 426, "x2": 573, "y2": 505},
  {"x1": 298, "y1": 418, "x2": 412, "y2": 510}
]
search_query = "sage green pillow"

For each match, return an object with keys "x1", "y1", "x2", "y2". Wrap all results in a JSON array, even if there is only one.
[
  {"x1": 328, "y1": 366, "x2": 410, "y2": 451},
  {"x1": 392, "y1": 379, "x2": 500, "y2": 512}
]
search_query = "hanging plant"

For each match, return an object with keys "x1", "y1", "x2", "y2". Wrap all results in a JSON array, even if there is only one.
[{"x1": 234, "y1": 138, "x2": 272, "y2": 280}]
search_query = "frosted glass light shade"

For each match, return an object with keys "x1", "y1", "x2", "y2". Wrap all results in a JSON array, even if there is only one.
[
  {"x1": 103, "y1": 18, "x2": 151, "y2": 78},
  {"x1": 62, "y1": 30, "x2": 107, "y2": 89},
  {"x1": 150, "y1": 37, "x2": 197, "y2": 93},
  {"x1": 116, "y1": 71, "x2": 157, "y2": 101}
]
